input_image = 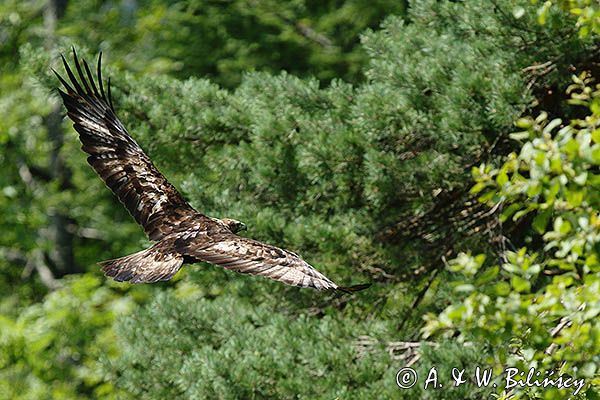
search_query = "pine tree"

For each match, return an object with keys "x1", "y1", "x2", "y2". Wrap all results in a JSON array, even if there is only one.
[
  {"x1": 2, "y1": 0, "x2": 598, "y2": 398},
  {"x1": 78, "y1": 1, "x2": 593, "y2": 398},
  {"x1": 1, "y1": 0, "x2": 406, "y2": 397}
]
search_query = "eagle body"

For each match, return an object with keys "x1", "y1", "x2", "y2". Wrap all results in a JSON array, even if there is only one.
[{"x1": 54, "y1": 50, "x2": 368, "y2": 292}]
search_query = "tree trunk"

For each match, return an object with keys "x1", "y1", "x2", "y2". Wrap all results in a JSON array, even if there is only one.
[{"x1": 42, "y1": 0, "x2": 79, "y2": 277}]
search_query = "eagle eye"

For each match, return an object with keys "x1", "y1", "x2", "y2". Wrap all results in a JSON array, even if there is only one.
[{"x1": 222, "y1": 218, "x2": 246, "y2": 233}]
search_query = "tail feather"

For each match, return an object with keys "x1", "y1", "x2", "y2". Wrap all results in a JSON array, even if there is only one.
[{"x1": 99, "y1": 241, "x2": 183, "y2": 283}]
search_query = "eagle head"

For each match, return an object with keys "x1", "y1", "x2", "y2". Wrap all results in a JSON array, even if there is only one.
[{"x1": 220, "y1": 218, "x2": 247, "y2": 233}]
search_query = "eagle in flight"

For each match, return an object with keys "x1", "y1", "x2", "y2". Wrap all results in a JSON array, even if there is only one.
[{"x1": 54, "y1": 49, "x2": 368, "y2": 293}]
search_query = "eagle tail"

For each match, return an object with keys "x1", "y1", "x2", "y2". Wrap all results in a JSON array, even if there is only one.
[
  {"x1": 336, "y1": 283, "x2": 372, "y2": 294},
  {"x1": 99, "y1": 241, "x2": 183, "y2": 284}
]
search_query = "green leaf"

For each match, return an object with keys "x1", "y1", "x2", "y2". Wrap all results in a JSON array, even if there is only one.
[
  {"x1": 511, "y1": 275, "x2": 531, "y2": 293},
  {"x1": 471, "y1": 181, "x2": 487, "y2": 194},
  {"x1": 513, "y1": 6, "x2": 525, "y2": 19},
  {"x1": 532, "y1": 210, "x2": 551, "y2": 234},
  {"x1": 592, "y1": 129, "x2": 600, "y2": 144},
  {"x1": 476, "y1": 266, "x2": 499, "y2": 286},
  {"x1": 513, "y1": 208, "x2": 532, "y2": 221},
  {"x1": 496, "y1": 170, "x2": 509, "y2": 186},
  {"x1": 454, "y1": 284, "x2": 475, "y2": 293},
  {"x1": 592, "y1": 147, "x2": 600, "y2": 164},
  {"x1": 509, "y1": 131, "x2": 531, "y2": 140},
  {"x1": 500, "y1": 203, "x2": 522, "y2": 222},
  {"x1": 542, "y1": 118, "x2": 562, "y2": 135},
  {"x1": 494, "y1": 281, "x2": 511, "y2": 296}
]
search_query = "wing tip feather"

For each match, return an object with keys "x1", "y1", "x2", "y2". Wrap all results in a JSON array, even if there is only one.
[
  {"x1": 56, "y1": 47, "x2": 115, "y2": 110},
  {"x1": 335, "y1": 283, "x2": 372, "y2": 294}
]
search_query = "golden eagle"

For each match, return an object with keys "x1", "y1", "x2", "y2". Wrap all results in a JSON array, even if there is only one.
[{"x1": 54, "y1": 50, "x2": 368, "y2": 293}]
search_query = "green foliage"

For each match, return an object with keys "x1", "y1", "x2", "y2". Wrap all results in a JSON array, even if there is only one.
[
  {"x1": 0, "y1": 274, "x2": 133, "y2": 399},
  {"x1": 424, "y1": 75, "x2": 600, "y2": 398},
  {"x1": 93, "y1": 2, "x2": 596, "y2": 398},
  {"x1": 56, "y1": 0, "x2": 407, "y2": 87},
  {"x1": 535, "y1": 0, "x2": 600, "y2": 37},
  {"x1": 96, "y1": 0, "x2": 594, "y2": 289},
  {"x1": 110, "y1": 290, "x2": 490, "y2": 400},
  {"x1": 110, "y1": 291, "x2": 390, "y2": 399},
  {"x1": 1, "y1": 0, "x2": 599, "y2": 398}
]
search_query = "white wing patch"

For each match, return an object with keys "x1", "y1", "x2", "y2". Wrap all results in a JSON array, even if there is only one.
[{"x1": 180, "y1": 234, "x2": 340, "y2": 290}]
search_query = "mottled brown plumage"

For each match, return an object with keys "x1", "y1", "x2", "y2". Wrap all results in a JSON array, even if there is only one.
[{"x1": 55, "y1": 49, "x2": 369, "y2": 292}]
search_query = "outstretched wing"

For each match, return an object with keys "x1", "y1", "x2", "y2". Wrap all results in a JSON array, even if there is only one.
[
  {"x1": 176, "y1": 231, "x2": 367, "y2": 291},
  {"x1": 55, "y1": 49, "x2": 198, "y2": 241}
]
